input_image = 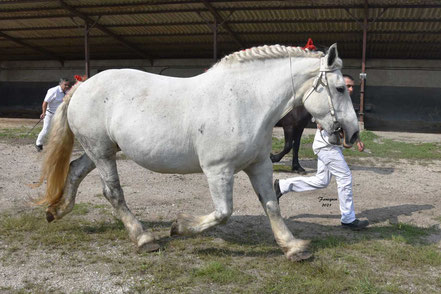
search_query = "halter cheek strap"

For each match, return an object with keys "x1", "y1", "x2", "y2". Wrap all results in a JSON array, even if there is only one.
[{"x1": 302, "y1": 56, "x2": 341, "y2": 131}]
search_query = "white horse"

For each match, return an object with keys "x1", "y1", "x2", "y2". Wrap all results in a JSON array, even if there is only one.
[{"x1": 36, "y1": 44, "x2": 359, "y2": 261}]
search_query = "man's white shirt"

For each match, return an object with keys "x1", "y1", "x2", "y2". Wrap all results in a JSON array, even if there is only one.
[{"x1": 44, "y1": 85, "x2": 65, "y2": 113}]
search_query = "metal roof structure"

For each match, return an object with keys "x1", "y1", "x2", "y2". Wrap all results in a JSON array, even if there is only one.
[{"x1": 1, "y1": 0, "x2": 441, "y2": 62}]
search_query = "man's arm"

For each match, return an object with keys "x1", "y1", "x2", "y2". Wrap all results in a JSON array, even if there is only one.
[
  {"x1": 356, "y1": 139, "x2": 364, "y2": 152},
  {"x1": 40, "y1": 101, "x2": 48, "y2": 119}
]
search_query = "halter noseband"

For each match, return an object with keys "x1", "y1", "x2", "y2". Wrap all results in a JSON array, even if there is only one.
[{"x1": 302, "y1": 57, "x2": 342, "y2": 133}]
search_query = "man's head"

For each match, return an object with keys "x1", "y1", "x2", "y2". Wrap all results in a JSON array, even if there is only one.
[
  {"x1": 59, "y1": 78, "x2": 70, "y2": 93},
  {"x1": 343, "y1": 74, "x2": 354, "y2": 96}
]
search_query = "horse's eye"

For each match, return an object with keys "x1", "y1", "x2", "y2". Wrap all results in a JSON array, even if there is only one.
[{"x1": 336, "y1": 87, "x2": 345, "y2": 93}]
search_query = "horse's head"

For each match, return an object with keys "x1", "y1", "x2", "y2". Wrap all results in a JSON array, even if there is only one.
[{"x1": 302, "y1": 44, "x2": 359, "y2": 147}]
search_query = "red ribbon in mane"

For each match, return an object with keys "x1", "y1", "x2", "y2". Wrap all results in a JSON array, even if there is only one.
[
  {"x1": 74, "y1": 75, "x2": 87, "y2": 82},
  {"x1": 302, "y1": 38, "x2": 317, "y2": 51}
]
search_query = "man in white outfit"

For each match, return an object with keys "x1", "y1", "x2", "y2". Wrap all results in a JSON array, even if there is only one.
[
  {"x1": 35, "y1": 78, "x2": 70, "y2": 151},
  {"x1": 274, "y1": 75, "x2": 369, "y2": 230}
]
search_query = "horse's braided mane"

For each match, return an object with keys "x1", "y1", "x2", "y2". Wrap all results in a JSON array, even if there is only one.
[{"x1": 214, "y1": 44, "x2": 325, "y2": 67}]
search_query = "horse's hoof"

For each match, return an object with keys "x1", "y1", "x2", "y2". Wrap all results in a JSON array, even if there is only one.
[
  {"x1": 46, "y1": 211, "x2": 55, "y2": 223},
  {"x1": 138, "y1": 242, "x2": 160, "y2": 253},
  {"x1": 270, "y1": 154, "x2": 279, "y2": 163},
  {"x1": 288, "y1": 250, "x2": 313, "y2": 262},
  {"x1": 292, "y1": 167, "x2": 307, "y2": 175}
]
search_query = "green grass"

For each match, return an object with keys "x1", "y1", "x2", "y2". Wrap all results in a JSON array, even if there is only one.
[
  {"x1": 344, "y1": 131, "x2": 441, "y2": 159},
  {"x1": 192, "y1": 261, "x2": 253, "y2": 285},
  {"x1": 0, "y1": 206, "x2": 126, "y2": 250},
  {"x1": 370, "y1": 222, "x2": 436, "y2": 244},
  {"x1": 1, "y1": 208, "x2": 440, "y2": 293},
  {"x1": 0, "y1": 126, "x2": 42, "y2": 138},
  {"x1": 272, "y1": 130, "x2": 441, "y2": 161}
]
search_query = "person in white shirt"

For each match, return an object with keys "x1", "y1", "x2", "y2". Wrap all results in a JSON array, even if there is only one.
[
  {"x1": 274, "y1": 74, "x2": 369, "y2": 230},
  {"x1": 35, "y1": 78, "x2": 70, "y2": 151}
]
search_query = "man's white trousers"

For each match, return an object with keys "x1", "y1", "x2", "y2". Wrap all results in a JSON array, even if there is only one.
[
  {"x1": 278, "y1": 146, "x2": 356, "y2": 224},
  {"x1": 36, "y1": 111, "x2": 54, "y2": 146}
]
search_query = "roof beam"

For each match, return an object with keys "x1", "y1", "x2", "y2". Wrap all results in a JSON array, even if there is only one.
[
  {"x1": 56, "y1": 0, "x2": 150, "y2": 60},
  {"x1": 0, "y1": 31, "x2": 64, "y2": 61},
  {"x1": 199, "y1": 0, "x2": 243, "y2": 48},
  {"x1": 2, "y1": 17, "x2": 441, "y2": 32},
  {"x1": 5, "y1": 40, "x2": 438, "y2": 49},
  {"x1": 2, "y1": 4, "x2": 441, "y2": 20},
  {"x1": 2, "y1": 1, "x2": 441, "y2": 10},
  {"x1": 10, "y1": 30, "x2": 441, "y2": 42}
]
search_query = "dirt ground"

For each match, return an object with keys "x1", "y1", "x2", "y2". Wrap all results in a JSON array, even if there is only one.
[{"x1": 1, "y1": 118, "x2": 441, "y2": 292}]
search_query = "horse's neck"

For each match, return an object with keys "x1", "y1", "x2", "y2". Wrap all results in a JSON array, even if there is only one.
[{"x1": 234, "y1": 58, "x2": 318, "y2": 128}]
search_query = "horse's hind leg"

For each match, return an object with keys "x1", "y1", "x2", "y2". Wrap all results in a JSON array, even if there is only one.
[
  {"x1": 46, "y1": 153, "x2": 96, "y2": 221},
  {"x1": 244, "y1": 159, "x2": 311, "y2": 261},
  {"x1": 171, "y1": 166, "x2": 234, "y2": 235},
  {"x1": 91, "y1": 154, "x2": 160, "y2": 252}
]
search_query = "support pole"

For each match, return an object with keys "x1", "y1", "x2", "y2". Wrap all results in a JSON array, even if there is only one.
[
  {"x1": 84, "y1": 22, "x2": 90, "y2": 78},
  {"x1": 359, "y1": 0, "x2": 368, "y2": 128},
  {"x1": 213, "y1": 19, "x2": 217, "y2": 62}
]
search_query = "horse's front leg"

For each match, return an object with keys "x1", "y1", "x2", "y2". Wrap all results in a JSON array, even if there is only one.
[
  {"x1": 171, "y1": 166, "x2": 233, "y2": 235},
  {"x1": 244, "y1": 158, "x2": 312, "y2": 261}
]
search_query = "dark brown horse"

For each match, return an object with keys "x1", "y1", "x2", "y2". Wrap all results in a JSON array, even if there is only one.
[{"x1": 270, "y1": 105, "x2": 312, "y2": 174}]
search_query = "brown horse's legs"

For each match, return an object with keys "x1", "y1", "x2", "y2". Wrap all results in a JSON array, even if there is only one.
[
  {"x1": 270, "y1": 124, "x2": 294, "y2": 162},
  {"x1": 291, "y1": 127, "x2": 307, "y2": 174}
]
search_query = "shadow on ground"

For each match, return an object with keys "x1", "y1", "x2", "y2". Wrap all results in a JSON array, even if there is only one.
[{"x1": 137, "y1": 203, "x2": 439, "y2": 257}]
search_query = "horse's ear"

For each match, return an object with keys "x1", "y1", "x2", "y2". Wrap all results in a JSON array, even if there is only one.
[{"x1": 327, "y1": 43, "x2": 338, "y2": 67}]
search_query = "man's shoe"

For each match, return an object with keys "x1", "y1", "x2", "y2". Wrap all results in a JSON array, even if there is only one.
[
  {"x1": 274, "y1": 179, "x2": 283, "y2": 201},
  {"x1": 341, "y1": 219, "x2": 369, "y2": 230},
  {"x1": 35, "y1": 145, "x2": 43, "y2": 152}
]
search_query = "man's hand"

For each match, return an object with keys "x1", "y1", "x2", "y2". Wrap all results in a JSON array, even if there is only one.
[
  {"x1": 41, "y1": 101, "x2": 48, "y2": 120},
  {"x1": 357, "y1": 140, "x2": 364, "y2": 152}
]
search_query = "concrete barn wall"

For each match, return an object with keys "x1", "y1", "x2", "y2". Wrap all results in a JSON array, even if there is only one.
[{"x1": 1, "y1": 58, "x2": 440, "y2": 133}]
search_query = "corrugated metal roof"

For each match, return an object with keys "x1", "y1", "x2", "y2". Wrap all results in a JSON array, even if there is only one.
[{"x1": 0, "y1": 0, "x2": 440, "y2": 60}]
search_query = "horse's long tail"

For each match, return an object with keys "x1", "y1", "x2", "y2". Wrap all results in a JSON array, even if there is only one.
[{"x1": 34, "y1": 82, "x2": 82, "y2": 206}]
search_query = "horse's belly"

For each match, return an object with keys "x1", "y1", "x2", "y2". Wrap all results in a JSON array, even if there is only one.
[{"x1": 119, "y1": 145, "x2": 202, "y2": 174}]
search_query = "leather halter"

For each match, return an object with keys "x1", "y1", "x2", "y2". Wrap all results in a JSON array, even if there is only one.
[{"x1": 302, "y1": 57, "x2": 342, "y2": 134}]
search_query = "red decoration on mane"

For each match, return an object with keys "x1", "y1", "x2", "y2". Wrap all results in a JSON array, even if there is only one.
[
  {"x1": 74, "y1": 75, "x2": 87, "y2": 82},
  {"x1": 302, "y1": 38, "x2": 317, "y2": 51}
]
